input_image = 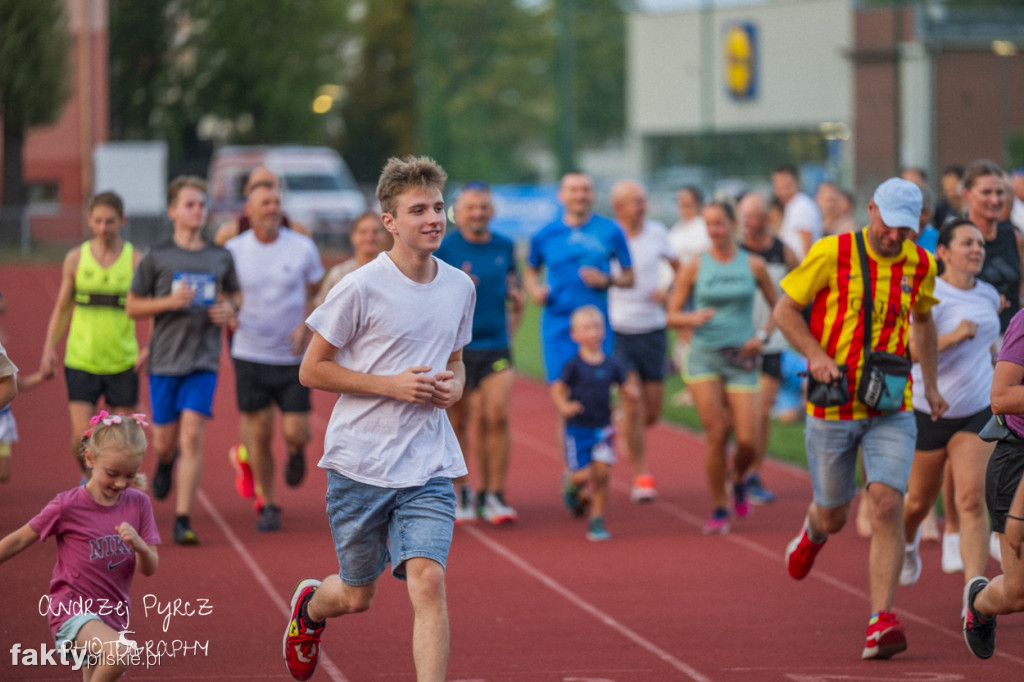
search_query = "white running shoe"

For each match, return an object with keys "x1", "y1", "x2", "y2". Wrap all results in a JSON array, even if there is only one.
[
  {"x1": 899, "y1": 529, "x2": 923, "y2": 587},
  {"x1": 454, "y1": 486, "x2": 476, "y2": 525},
  {"x1": 942, "y1": 531, "x2": 964, "y2": 574},
  {"x1": 482, "y1": 493, "x2": 518, "y2": 524}
]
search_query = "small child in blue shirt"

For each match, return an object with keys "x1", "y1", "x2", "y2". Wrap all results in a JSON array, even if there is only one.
[{"x1": 550, "y1": 305, "x2": 637, "y2": 541}]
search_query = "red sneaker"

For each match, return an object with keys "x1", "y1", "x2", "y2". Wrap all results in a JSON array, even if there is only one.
[
  {"x1": 229, "y1": 444, "x2": 255, "y2": 499},
  {"x1": 283, "y1": 579, "x2": 325, "y2": 680},
  {"x1": 862, "y1": 611, "x2": 907, "y2": 659},
  {"x1": 785, "y1": 522, "x2": 826, "y2": 580}
]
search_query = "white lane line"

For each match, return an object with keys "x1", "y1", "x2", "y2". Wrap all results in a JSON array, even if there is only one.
[
  {"x1": 461, "y1": 524, "x2": 716, "y2": 682},
  {"x1": 197, "y1": 489, "x2": 350, "y2": 682},
  {"x1": 511, "y1": 429, "x2": 1024, "y2": 666}
]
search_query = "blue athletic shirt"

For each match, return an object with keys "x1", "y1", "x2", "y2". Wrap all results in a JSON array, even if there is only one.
[
  {"x1": 435, "y1": 230, "x2": 518, "y2": 350},
  {"x1": 528, "y1": 214, "x2": 632, "y2": 316}
]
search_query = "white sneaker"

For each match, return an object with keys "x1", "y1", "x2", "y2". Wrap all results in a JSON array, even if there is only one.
[
  {"x1": 899, "y1": 530, "x2": 922, "y2": 587},
  {"x1": 454, "y1": 487, "x2": 476, "y2": 525},
  {"x1": 482, "y1": 493, "x2": 518, "y2": 524},
  {"x1": 942, "y1": 531, "x2": 964, "y2": 574},
  {"x1": 990, "y1": 532, "x2": 1002, "y2": 568}
]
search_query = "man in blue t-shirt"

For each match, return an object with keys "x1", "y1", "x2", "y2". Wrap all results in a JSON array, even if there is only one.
[
  {"x1": 436, "y1": 182, "x2": 525, "y2": 525},
  {"x1": 524, "y1": 172, "x2": 634, "y2": 382}
]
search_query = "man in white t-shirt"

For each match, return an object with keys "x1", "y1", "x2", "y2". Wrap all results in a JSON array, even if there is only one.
[
  {"x1": 772, "y1": 164, "x2": 823, "y2": 260},
  {"x1": 283, "y1": 156, "x2": 475, "y2": 682},
  {"x1": 608, "y1": 180, "x2": 678, "y2": 502},
  {"x1": 225, "y1": 184, "x2": 324, "y2": 532}
]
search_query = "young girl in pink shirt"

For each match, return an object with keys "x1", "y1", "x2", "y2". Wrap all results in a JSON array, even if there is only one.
[{"x1": 0, "y1": 412, "x2": 159, "y2": 680}]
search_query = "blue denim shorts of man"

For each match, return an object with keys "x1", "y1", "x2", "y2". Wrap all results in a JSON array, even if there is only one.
[
  {"x1": 804, "y1": 410, "x2": 916, "y2": 509},
  {"x1": 325, "y1": 470, "x2": 456, "y2": 585}
]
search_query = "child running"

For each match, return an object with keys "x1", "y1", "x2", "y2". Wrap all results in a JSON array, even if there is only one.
[
  {"x1": 551, "y1": 305, "x2": 637, "y2": 541},
  {"x1": 0, "y1": 412, "x2": 159, "y2": 681}
]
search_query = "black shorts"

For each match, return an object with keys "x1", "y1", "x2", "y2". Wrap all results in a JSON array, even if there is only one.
[
  {"x1": 233, "y1": 359, "x2": 310, "y2": 413},
  {"x1": 463, "y1": 348, "x2": 513, "y2": 392},
  {"x1": 612, "y1": 329, "x2": 667, "y2": 382},
  {"x1": 913, "y1": 406, "x2": 992, "y2": 451},
  {"x1": 761, "y1": 352, "x2": 783, "y2": 380},
  {"x1": 65, "y1": 367, "x2": 139, "y2": 407},
  {"x1": 986, "y1": 437, "x2": 1024, "y2": 534}
]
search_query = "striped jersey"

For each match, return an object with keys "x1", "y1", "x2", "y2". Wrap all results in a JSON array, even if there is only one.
[{"x1": 780, "y1": 229, "x2": 937, "y2": 420}]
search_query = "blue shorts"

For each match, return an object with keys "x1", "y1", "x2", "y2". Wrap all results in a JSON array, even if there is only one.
[
  {"x1": 564, "y1": 425, "x2": 616, "y2": 472},
  {"x1": 148, "y1": 371, "x2": 218, "y2": 425},
  {"x1": 55, "y1": 612, "x2": 102, "y2": 651},
  {"x1": 325, "y1": 471, "x2": 455, "y2": 585},
  {"x1": 613, "y1": 329, "x2": 667, "y2": 382},
  {"x1": 804, "y1": 410, "x2": 917, "y2": 509}
]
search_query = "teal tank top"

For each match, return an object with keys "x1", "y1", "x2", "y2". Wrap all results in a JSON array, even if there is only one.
[{"x1": 691, "y1": 250, "x2": 756, "y2": 350}]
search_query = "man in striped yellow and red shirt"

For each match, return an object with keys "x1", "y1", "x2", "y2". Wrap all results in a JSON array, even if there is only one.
[{"x1": 775, "y1": 177, "x2": 948, "y2": 660}]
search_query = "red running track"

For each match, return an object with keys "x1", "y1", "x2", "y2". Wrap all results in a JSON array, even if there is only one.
[{"x1": 0, "y1": 263, "x2": 1020, "y2": 681}]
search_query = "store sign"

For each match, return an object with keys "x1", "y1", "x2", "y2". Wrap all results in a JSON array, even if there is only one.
[{"x1": 724, "y1": 21, "x2": 757, "y2": 101}]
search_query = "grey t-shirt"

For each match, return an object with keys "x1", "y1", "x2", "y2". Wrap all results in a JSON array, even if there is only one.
[{"x1": 131, "y1": 239, "x2": 239, "y2": 376}]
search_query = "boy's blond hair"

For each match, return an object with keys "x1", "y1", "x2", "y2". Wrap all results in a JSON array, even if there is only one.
[
  {"x1": 167, "y1": 175, "x2": 207, "y2": 208},
  {"x1": 375, "y1": 156, "x2": 447, "y2": 216},
  {"x1": 570, "y1": 304, "x2": 605, "y2": 329}
]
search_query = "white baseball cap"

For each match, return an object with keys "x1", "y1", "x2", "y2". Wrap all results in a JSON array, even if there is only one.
[{"x1": 872, "y1": 178, "x2": 922, "y2": 233}]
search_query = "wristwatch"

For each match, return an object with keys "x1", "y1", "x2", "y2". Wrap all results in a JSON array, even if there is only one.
[{"x1": 754, "y1": 329, "x2": 769, "y2": 342}]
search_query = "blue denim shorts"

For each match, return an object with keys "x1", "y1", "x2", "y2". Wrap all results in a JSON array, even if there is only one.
[
  {"x1": 325, "y1": 470, "x2": 456, "y2": 585},
  {"x1": 804, "y1": 410, "x2": 917, "y2": 509}
]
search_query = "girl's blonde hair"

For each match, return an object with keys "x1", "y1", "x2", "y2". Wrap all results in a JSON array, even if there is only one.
[{"x1": 82, "y1": 411, "x2": 148, "y2": 459}]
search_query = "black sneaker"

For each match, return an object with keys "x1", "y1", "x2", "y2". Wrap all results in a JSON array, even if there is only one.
[
  {"x1": 152, "y1": 450, "x2": 178, "y2": 500},
  {"x1": 963, "y1": 576, "x2": 995, "y2": 659},
  {"x1": 173, "y1": 516, "x2": 198, "y2": 545},
  {"x1": 284, "y1": 451, "x2": 306, "y2": 488},
  {"x1": 256, "y1": 504, "x2": 282, "y2": 532}
]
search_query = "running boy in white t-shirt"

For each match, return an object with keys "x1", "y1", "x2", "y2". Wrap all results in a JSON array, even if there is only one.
[{"x1": 282, "y1": 156, "x2": 475, "y2": 682}]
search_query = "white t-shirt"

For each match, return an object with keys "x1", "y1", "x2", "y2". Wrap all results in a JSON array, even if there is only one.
[
  {"x1": 306, "y1": 252, "x2": 475, "y2": 488},
  {"x1": 227, "y1": 228, "x2": 324, "y2": 364},
  {"x1": 911, "y1": 276, "x2": 1000, "y2": 418},
  {"x1": 780, "y1": 192, "x2": 823, "y2": 260},
  {"x1": 610, "y1": 219, "x2": 675, "y2": 334},
  {"x1": 664, "y1": 215, "x2": 710, "y2": 288}
]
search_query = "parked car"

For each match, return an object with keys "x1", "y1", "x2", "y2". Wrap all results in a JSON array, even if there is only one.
[{"x1": 207, "y1": 146, "x2": 368, "y2": 244}]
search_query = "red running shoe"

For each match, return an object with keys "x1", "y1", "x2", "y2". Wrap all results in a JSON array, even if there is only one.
[
  {"x1": 862, "y1": 611, "x2": 907, "y2": 660},
  {"x1": 785, "y1": 521, "x2": 826, "y2": 580},
  {"x1": 229, "y1": 444, "x2": 255, "y2": 499},
  {"x1": 283, "y1": 579, "x2": 325, "y2": 680}
]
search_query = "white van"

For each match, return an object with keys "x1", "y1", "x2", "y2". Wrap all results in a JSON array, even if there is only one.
[{"x1": 207, "y1": 146, "x2": 367, "y2": 243}]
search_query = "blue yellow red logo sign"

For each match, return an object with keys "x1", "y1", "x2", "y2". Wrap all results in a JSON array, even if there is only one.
[{"x1": 724, "y1": 22, "x2": 757, "y2": 100}]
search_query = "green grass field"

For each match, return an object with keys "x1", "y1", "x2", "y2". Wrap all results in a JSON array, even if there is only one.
[{"x1": 511, "y1": 302, "x2": 809, "y2": 470}]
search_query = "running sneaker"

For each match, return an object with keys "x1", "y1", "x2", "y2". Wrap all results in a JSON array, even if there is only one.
[
  {"x1": 586, "y1": 517, "x2": 611, "y2": 542},
  {"x1": 899, "y1": 528, "x2": 923, "y2": 587},
  {"x1": 629, "y1": 474, "x2": 658, "y2": 503},
  {"x1": 284, "y1": 450, "x2": 306, "y2": 488},
  {"x1": 562, "y1": 472, "x2": 586, "y2": 518},
  {"x1": 745, "y1": 473, "x2": 777, "y2": 505},
  {"x1": 283, "y1": 579, "x2": 325, "y2": 680},
  {"x1": 963, "y1": 576, "x2": 995, "y2": 659},
  {"x1": 173, "y1": 516, "x2": 198, "y2": 546},
  {"x1": 733, "y1": 481, "x2": 750, "y2": 519},
  {"x1": 941, "y1": 531, "x2": 963, "y2": 573},
  {"x1": 152, "y1": 451, "x2": 177, "y2": 501},
  {"x1": 256, "y1": 504, "x2": 282, "y2": 532},
  {"x1": 785, "y1": 520, "x2": 826, "y2": 580},
  {"x1": 482, "y1": 492, "x2": 518, "y2": 524},
  {"x1": 229, "y1": 443, "x2": 255, "y2": 499},
  {"x1": 862, "y1": 611, "x2": 907, "y2": 660},
  {"x1": 454, "y1": 486, "x2": 477, "y2": 524},
  {"x1": 702, "y1": 508, "x2": 730, "y2": 535}
]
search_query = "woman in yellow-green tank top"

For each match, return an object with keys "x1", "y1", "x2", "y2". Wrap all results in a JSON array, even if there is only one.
[{"x1": 40, "y1": 192, "x2": 145, "y2": 477}]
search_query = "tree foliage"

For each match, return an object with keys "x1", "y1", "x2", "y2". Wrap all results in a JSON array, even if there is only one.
[{"x1": 0, "y1": 0, "x2": 71, "y2": 238}]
